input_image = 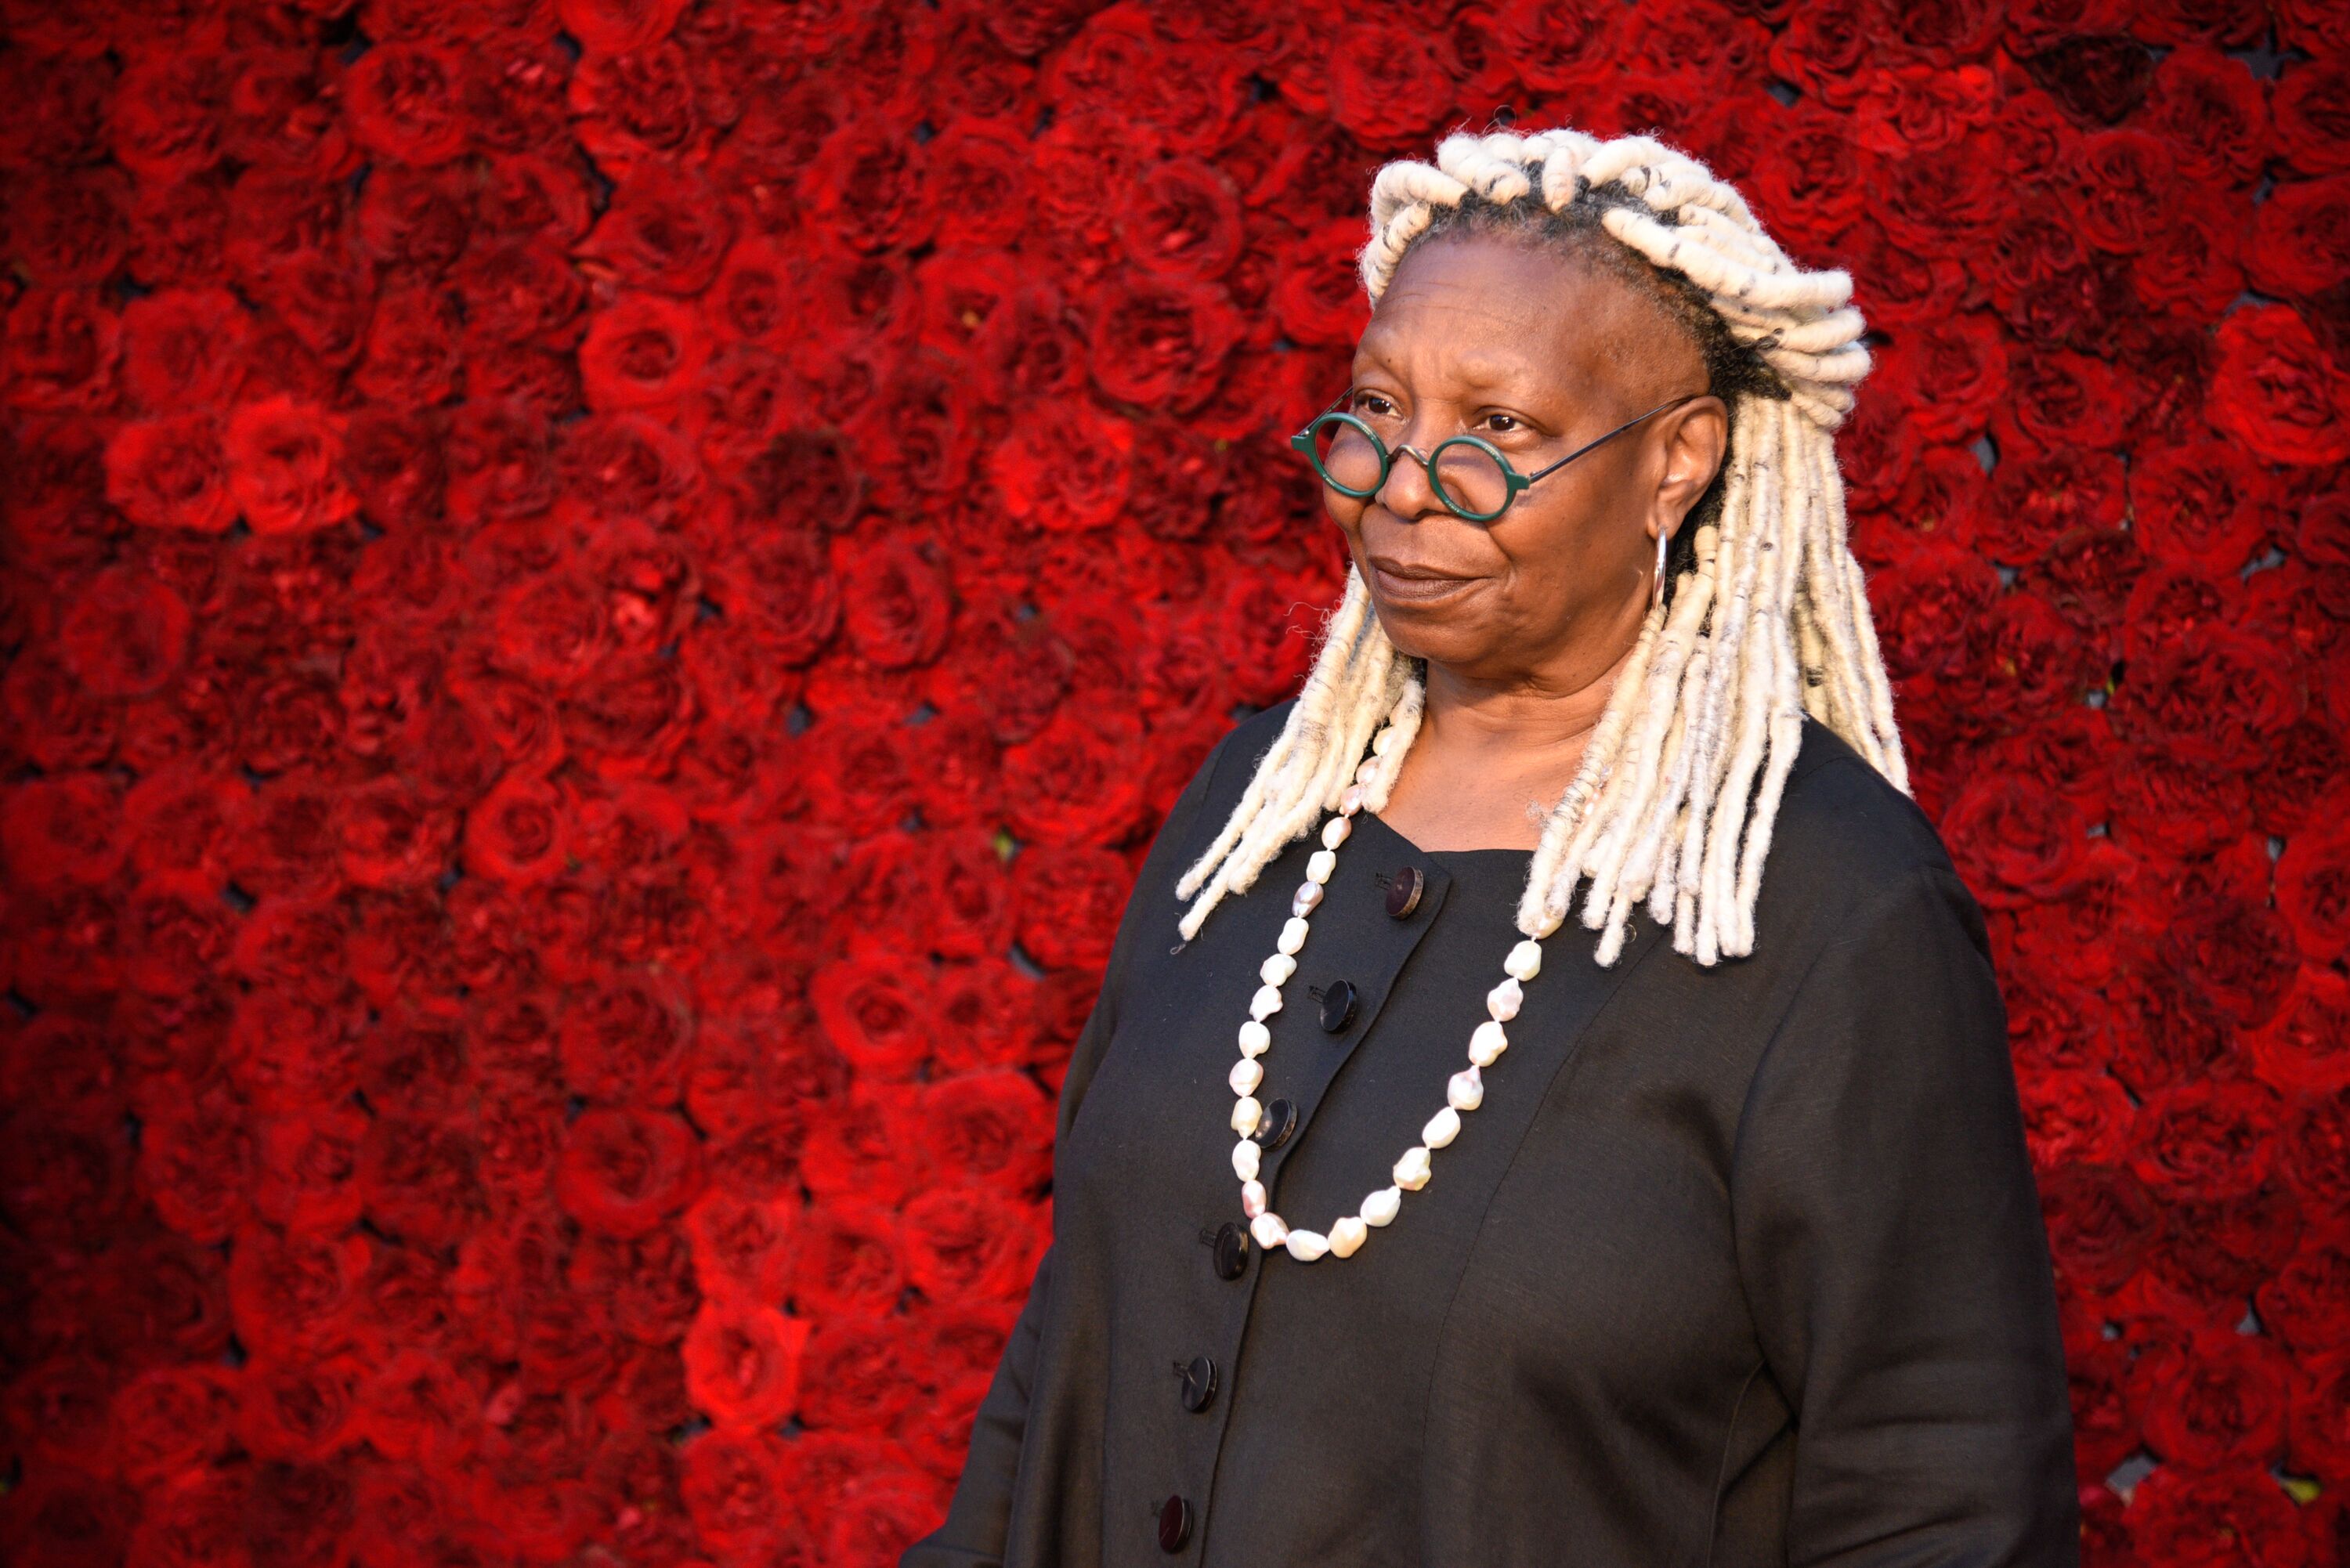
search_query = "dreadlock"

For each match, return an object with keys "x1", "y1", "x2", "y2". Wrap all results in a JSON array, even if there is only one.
[{"x1": 1175, "y1": 127, "x2": 1911, "y2": 969}]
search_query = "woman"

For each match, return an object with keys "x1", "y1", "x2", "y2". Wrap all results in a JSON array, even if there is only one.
[{"x1": 904, "y1": 127, "x2": 2079, "y2": 1567}]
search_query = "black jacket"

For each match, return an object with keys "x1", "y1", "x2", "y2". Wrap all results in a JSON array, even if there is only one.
[{"x1": 903, "y1": 698, "x2": 2080, "y2": 1567}]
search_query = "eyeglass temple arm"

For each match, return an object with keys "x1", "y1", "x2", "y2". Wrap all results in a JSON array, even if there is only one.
[{"x1": 1525, "y1": 393, "x2": 1702, "y2": 483}]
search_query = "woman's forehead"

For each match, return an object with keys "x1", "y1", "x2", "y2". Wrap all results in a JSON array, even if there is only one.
[{"x1": 1359, "y1": 233, "x2": 1688, "y2": 400}]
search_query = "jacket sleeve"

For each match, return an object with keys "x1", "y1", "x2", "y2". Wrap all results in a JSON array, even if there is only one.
[
  {"x1": 900, "y1": 721, "x2": 1240, "y2": 1568},
  {"x1": 1729, "y1": 862, "x2": 2082, "y2": 1567}
]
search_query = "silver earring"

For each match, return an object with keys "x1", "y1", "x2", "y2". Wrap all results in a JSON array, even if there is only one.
[{"x1": 1652, "y1": 526, "x2": 1672, "y2": 612}]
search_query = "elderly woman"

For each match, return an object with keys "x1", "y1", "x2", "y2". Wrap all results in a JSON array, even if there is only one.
[{"x1": 904, "y1": 127, "x2": 2079, "y2": 1568}]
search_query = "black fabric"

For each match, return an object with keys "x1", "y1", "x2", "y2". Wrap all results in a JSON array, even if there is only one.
[{"x1": 902, "y1": 699, "x2": 2080, "y2": 1568}]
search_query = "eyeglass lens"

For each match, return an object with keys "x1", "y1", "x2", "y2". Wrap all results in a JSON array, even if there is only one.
[{"x1": 1306, "y1": 420, "x2": 1512, "y2": 518}]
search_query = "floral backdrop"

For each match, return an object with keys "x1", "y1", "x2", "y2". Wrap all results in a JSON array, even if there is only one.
[{"x1": 2, "y1": 0, "x2": 2348, "y2": 1563}]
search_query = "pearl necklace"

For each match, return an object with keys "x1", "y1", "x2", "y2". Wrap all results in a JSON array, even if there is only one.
[{"x1": 1226, "y1": 720, "x2": 1546, "y2": 1263}]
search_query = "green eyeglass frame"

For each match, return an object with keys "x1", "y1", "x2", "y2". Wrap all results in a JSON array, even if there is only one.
[{"x1": 1289, "y1": 388, "x2": 1707, "y2": 523}]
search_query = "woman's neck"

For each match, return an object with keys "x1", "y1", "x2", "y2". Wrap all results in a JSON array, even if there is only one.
[{"x1": 1375, "y1": 634, "x2": 1643, "y2": 853}]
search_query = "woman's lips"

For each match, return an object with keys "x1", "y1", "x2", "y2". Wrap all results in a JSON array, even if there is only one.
[{"x1": 1369, "y1": 558, "x2": 1479, "y2": 604}]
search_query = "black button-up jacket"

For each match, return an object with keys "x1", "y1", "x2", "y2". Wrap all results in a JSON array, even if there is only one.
[{"x1": 903, "y1": 698, "x2": 2081, "y2": 1567}]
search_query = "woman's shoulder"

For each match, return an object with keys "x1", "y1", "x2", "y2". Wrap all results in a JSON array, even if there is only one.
[
  {"x1": 1765, "y1": 713, "x2": 1982, "y2": 951},
  {"x1": 1176, "y1": 698, "x2": 1299, "y2": 826}
]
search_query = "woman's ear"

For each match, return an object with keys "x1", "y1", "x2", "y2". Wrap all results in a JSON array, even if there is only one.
[{"x1": 1652, "y1": 394, "x2": 1730, "y2": 539}]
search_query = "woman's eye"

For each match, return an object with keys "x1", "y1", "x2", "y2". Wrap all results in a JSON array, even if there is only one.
[
  {"x1": 1483, "y1": 413, "x2": 1522, "y2": 434},
  {"x1": 1350, "y1": 392, "x2": 1397, "y2": 417}
]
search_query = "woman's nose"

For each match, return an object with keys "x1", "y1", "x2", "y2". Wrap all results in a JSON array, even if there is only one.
[{"x1": 1376, "y1": 438, "x2": 1444, "y2": 520}]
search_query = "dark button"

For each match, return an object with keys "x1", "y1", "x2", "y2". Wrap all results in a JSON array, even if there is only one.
[
  {"x1": 1318, "y1": 978, "x2": 1358, "y2": 1033},
  {"x1": 1212, "y1": 1220, "x2": 1250, "y2": 1280},
  {"x1": 1386, "y1": 865, "x2": 1425, "y2": 919},
  {"x1": 1253, "y1": 1096, "x2": 1297, "y2": 1149},
  {"x1": 1176, "y1": 1354, "x2": 1217, "y2": 1412},
  {"x1": 1158, "y1": 1494, "x2": 1192, "y2": 1552}
]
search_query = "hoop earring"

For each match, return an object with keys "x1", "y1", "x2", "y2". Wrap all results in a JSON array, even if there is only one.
[{"x1": 1652, "y1": 525, "x2": 1672, "y2": 613}]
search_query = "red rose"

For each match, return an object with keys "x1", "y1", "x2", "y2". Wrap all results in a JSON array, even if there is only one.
[
  {"x1": 795, "y1": 1313, "x2": 923, "y2": 1429},
  {"x1": 2131, "y1": 1325, "x2": 2295, "y2": 1469},
  {"x1": 898, "y1": 1183, "x2": 1045, "y2": 1306},
  {"x1": 805, "y1": 117, "x2": 935, "y2": 257},
  {"x1": 252, "y1": 1100, "x2": 367, "y2": 1234},
  {"x1": 2037, "y1": 1162, "x2": 2159, "y2": 1297},
  {"x1": 52, "y1": 576, "x2": 189, "y2": 711},
  {"x1": 919, "y1": 1069, "x2": 1054, "y2": 1197},
  {"x1": 238, "y1": 1349, "x2": 365, "y2": 1462},
  {"x1": 2206, "y1": 304, "x2": 2350, "y2": 467},
  {"x1": 136, "y1": 1096, "x2": 255, "y2": 1246},
  {"x1": 2, "y1": 771, "x2": 128, "y2": 891},
  {"x1": 2276, "y1": 812, "x2": 2350, "y2": 965},
  {"x1": 226, "y1": 1221, "x2": 372, "y2": 1357},
  {"x1": 1085, "y1": 273, "x2": 1245, "y2": 414},
  {"x1": 2109, "y1": 625, "x2": 2306, "y2": 774},
  {"x1": 109, "y1": 1363, "x2": 240, "y2": 1483},
  {"x1": 2124, "y1": 1462, "x2": 2311, "y2": 1568},
  {"x1": 330, "y1": 777, "x2": 460, "y2": 892},
  {"x1": 222, "y1": 395, "x2": 358, "y2": 537},
  {"x1": 1010, "y1": 842, "x2": 1133, "y2": 974},
  {"x1": 463, "y1": 771, "x2": 569, "y2": 885},
  {"x1": 559, "y1": 0, "x2": 691, "y2": 55},
  {"x1": 4, "y1": 288, "x2": 122, "y2": 412},
  {"x1": 680, "y1": 1427, "x2": 789, "y2": 1554},
  {"x1": 559, "y1": 967, "x2": 694, "y2": 1107},
  {"x1": 810, "y1": 957, "x2": 933, "y2": 1081},
  {"x1": 2272, "y1": 55, "x2": 2350, "y2": 177},
  {"x1": 578, "y1": 291, "x2": 714, "y2": 415},
  {"x1": 2155, "y1": 892, "x2": 2301, "y2": 1031},
  {"x1": 683, "y1": 1186, "x2": 798, "y2": 1304},
  {"x1": 1000, "y1": 706, "x2": 1149, "y2": 849},
  {"x1": 2128, "y1": 1074, "x2": 2287, "y2": 1204},
  {"x1": 342, "y1": 41, "x2": 472, "y2": 166},
  {"x1": 1940, "y1": 771, "x2": 2091, "y2": 909},
  {"x1": 555, "y1": 1106, "x2": 704, "y2": 1237},
  {"x1": 106, "y1": 411, "x2": 234, "y2": 533},
  {"x1": 2128, "y1": 438, "x2": 2275, "y2": 573},
  {"x1": 682, "y1": 1298, "x2": 811, "y2": 1431},
  {"x1": 793, "y1": 1200, "x2": 909, "y2": 1321},
  {"x1": 836, "y1": 534, "x2": 954, "y2": 669},
  {"x1": 577, "y1": 162, "x2": 733, "y2": 296},
  {"x1": 356, "y1": 1115, "x2": 483, "y2": 1249}
]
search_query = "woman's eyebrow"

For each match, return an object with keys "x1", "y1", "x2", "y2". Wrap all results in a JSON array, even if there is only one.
[{"x1": 1350, "y1": 350, "x2": 1535, "y2": 392}]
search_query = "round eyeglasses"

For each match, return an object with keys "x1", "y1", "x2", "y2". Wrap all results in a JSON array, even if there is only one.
[{"x1": 1289, "y1": 389, "x2": 1706, "y2": 524}]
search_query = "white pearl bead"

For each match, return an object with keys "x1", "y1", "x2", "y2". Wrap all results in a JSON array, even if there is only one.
[
  {"x1": 1321, "y1": 816, "x2": 1351, "y2": 850},
  {"x1": 1394, "y1": 1146, "x2": 1432, "y2": 1190},
  {"x1": 1448, "y1": 1066, "x2": 1484, "y2": 1111},
  {"x1": 1284, "y1": 1228, "x2": 1331, "y2": 1262},
  {"x1": 1354, "y1": 758, "x2": 1379, "y2": 786},
  {"x1": 1328, "y1": 1215, "x2": 1368, "y2": 1258},
  {"x1": 1232, "y1": 1139, "x2": 1261, "y2": 1181},
  {"x1": 1307, "y1": 848, "x2": 1336, "y2": 885},
  {"x1": 1361, "y1": 1187, "x2": 1402, "y2": 1226},
  {"x1": 1249, "y1": 984, "x2": 1284, "y2": 1021},
  {"x1": 1292, "y1": 881, "x2": 1322, "y2": 916},
  {"x1": 1506, "y1": 939, "x2": 1543, "y2": 981},
  {"x1": 1487, "y1": 976, "x2": 1523, "y2": 1022},
  {"x1": 1238, "y1": 1019, "x2": 1271, "y2": 1057},
  {"x1": 1528, "y1": 907, "x2": 1564, "y2": 940},
  {"x1": 1260, "y1": 952, "x2": 1296, "y2": 987},
  {"x1": 1278, "y1": 917, "x2": 1309, "y2": 956},
  {"x1": 1231, "y1": 1095, "x2": 1263, "y2": 1135},
  {"x1": 1229, "y1": 1057, "x2": 1264, "y2": 1097},
  {"x1": 1250, "y1": 1210, "x2": 1289, "y2": 1248},
  {"x1": 1372, "y1": 725, "x2": 1401, "y2": 757},
  {"x1": 1341, "y1": 785, "x2": 1365, "y2": 815},
  {"x1": 1468, "y1": 1019, "x2": 1509, "y2": 1067},
  {"x1": 1242, "y1": 1179, "x2": 1267, "y2": 1218},
  {"x1": 1422, "y1": 1106, "x2": 1461, "y2": 1149}
]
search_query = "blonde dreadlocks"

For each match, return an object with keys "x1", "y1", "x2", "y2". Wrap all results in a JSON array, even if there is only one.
[{"x1": 1176, "y1": 128, "x2": 1910, "y2": 968}]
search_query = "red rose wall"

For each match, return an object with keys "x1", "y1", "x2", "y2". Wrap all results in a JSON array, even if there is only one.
[{"x1": 2, "y1": 0, "x2": 2348, "y2": 1563}]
